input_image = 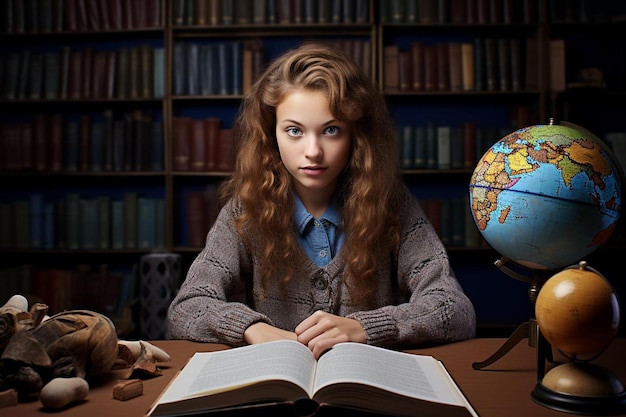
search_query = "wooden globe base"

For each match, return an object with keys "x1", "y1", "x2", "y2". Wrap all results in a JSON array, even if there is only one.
[{"x1": 532, "y1": 363, "x2": 626, "y2": 415}]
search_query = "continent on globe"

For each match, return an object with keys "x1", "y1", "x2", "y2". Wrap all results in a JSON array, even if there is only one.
[{"x1": 469, "y1": 122, "x2": 622, "y2": 270}]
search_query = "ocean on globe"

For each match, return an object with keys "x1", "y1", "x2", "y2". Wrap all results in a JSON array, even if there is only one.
[{"x1": 469, "y1": 122, "x2": 622, "y2": 270}]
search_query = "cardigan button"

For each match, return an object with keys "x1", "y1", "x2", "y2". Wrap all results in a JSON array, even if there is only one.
[{"x1": 313, "y1": 277, "x2": 328, "y2": 290}]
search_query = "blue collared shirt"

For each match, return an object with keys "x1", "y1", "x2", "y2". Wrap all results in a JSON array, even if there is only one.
[{"x1": 293, "y1": 194, "x2": 345, "y2": 267}]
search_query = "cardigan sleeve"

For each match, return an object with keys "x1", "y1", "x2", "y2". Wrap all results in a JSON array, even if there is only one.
[
  {"x1": 348, "y1": 188, "x2": 477, "y2": 347},
  {"x1": 166, "y1": 201, "x2": 271, "y2": 346}
]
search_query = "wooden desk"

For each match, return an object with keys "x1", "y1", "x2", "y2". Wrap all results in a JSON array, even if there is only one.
[{"x1": 8, "y1": 338, "x2": 626, "y2": 417}]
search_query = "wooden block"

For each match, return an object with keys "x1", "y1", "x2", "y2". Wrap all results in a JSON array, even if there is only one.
[{"x1": 112, "y1": 379, "x2": 143, "y2": 401}]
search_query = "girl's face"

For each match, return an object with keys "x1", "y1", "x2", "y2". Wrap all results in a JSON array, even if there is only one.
[{"x1": 275, "y1": 89, "x2": 352, "y2": 211}]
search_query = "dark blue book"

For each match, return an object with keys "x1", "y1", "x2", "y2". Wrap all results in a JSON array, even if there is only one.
[
  {"x1": 137, "y1": 197, "x2": 156, "y2": 249},
  {"x1": 199, "y1": 44, "x2": 217, "y2": 95},
  {"x1": 64, "y1": 120, "x2": 79, "y2": 172},
  {"x1": 218, "y1": 42, "x2": 232, "y2": 95},
  {"x1": 90, "y1": 121, "x2": 104, "y2": 172},
  {"x1": 29, "y1": 193, "x2": 43, "y2": 249},
  {"x1": 401, "y1": 125, "x2": 414, "y2": 169},
  {"x1": 151, "y1": 119, "x2": 164, "y2": 172},
  {"x1": 426, "y1": 122, "x2": 438, "y2": 169},
  {"x1": 414, "y1": 126, "x2": 427, "y2": 169},
  {"x1": 232, "y1": 41, "x2": 242, "y2": 95},
  {"x1": 173, "y1": 42, "x2": 187, "y2": 95}
]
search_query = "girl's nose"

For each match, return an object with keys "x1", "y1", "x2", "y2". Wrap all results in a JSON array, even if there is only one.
[{"x1": 304, "y1": 135, "x2": 323, "y2": 159}]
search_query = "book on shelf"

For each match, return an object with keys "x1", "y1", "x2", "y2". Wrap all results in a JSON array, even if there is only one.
[
  {"x1": 549, "y1": 39, "x2": 566, "y2": 92},
  {"x1": 216, "y1": 128, "x2": 235, "y2": 172},
  {"x1": 383, "y1": 45, "x2": 399, "y2": 92},
  {"x1": 147, "y1": 340, "x2": 478, "y2": 417},
  {"x1": 172, "y1": 117, "x2": 191, "y2": 171}
]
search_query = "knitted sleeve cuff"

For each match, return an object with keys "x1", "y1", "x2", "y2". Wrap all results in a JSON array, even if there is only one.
[
  {"x1": 348, "y1": 309, "x2": 398, "y2": 346},
  {"x1": 217, "y1": 308, "x2": 272, "y2": 346}
]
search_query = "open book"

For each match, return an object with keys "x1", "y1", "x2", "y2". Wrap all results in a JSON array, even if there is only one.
[{"x1": 147, "y1": 340, "x2": 478, "y2": 417}]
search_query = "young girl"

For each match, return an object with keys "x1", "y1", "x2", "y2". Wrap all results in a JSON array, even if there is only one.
[{"x1": 167, "y1": 43, "x2": 476, "y2": 358}]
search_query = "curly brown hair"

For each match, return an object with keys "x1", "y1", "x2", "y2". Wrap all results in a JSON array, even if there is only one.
[{"x1": 219, "y1": 43, "x2": 402, "y2": 306}]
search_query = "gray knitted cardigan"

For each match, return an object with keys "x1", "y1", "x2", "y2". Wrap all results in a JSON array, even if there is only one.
[{"x1": 167, "y1": 186, "x2": 476, "y2": 348}]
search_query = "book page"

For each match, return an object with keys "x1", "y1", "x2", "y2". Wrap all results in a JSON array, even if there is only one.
[
  {"x1": 155, "y1": 340, "x2": 317, "y2": 405},
  {"x1": 313, "y1": 342, "x2": 466, "y2": 406}
]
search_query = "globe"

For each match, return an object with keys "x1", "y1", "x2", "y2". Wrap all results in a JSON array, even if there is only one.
[
  {"x1": 469, "y1": 121, "x2": 622, "y2": 270},
  {"x1": 535, "y1": 261, "x2": 620, "y2": 356}
]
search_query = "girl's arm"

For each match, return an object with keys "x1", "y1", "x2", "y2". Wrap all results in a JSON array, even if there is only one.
[{"x1": 166, "y1": 201, "x2": 272, "y2": 346}]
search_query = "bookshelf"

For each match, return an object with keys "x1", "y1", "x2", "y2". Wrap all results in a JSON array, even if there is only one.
[{"x1": 0, "y1": 0, "x2": 624, "y2": 338}]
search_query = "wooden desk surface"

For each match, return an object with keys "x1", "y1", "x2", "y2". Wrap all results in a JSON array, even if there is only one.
[{"x1": 8, "y1": 338, "x2": 626, "y2": 417}]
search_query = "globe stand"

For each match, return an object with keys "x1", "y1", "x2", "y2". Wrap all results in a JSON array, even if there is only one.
[
  {"x1": 530, "y1": 262, "x2": 626, "y2": 415},
  {"x1": 472, "y1": 256, "x2": 554, "y2": 374},
  {"x1": 531, "y1": 362, "x2": 626, "y2": 415}
]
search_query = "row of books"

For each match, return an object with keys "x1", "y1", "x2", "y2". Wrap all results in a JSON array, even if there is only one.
[
  {"x1": 0, "y1": 110, "x2": 163, "y2": 173},
  {"x1": 0, "y1": 263, "x2": 136, "y2": 332},
  {"x1": 173, "y1": 38, "x2": 371, "y2": 96},
  {"x1": 0, "y1": 193, "x2": 166, "y2": 251},
  {"x1": 384, "y1": 37, "x2": 536, "y2": 93},
  {"x1": 174, "y1": 0, "x2": 370, "y2": 26},
  {"x1": 173, "y1": 40, "x2": 252, "y2": 96},
  {"x1": 417, "y1": 195, "x2": 487, "y2": 249},
  {"x1": 172, "y1": 117, "x2": 234, "y2": 172},
  {"x1": 0, "y1": 0, "x2": 162, "y2": 33},
  {"x1": 379, "y1": 0, "x2": 540, "y2": 25},
  {"x1": 547, "y1": 0, "x2": 626, "y2": 24},
  {"x1": 185, "y1": 185, "x2": 220, "y2": 247},
  {"x1": 397, "y1": 123, "x2": 510, "y2": 171},
  {"x1": 0, "y1": 44, "x2": 165, "y2": 101}
]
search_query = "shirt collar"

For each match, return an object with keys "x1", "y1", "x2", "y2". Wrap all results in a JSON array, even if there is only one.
[{"x1": 293, "y1": 194, "x2": 342, "y2": 234}]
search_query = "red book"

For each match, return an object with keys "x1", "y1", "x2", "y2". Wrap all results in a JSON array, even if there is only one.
[
  {"x1": 383, "y1": 45, "x2": 399, "y2": 92},
  {"x1": 147, "y1": 0, "x2": 161, "y2": 27},
  {"x1": 463, "y1": 122, "x2": 477, "y2": 169},
  {"x1": 448, "y1": 42, "x2": 463, "y2": 92},
  {"x1": 79, "y1": 115, "x2": 91, "y2": 172},
  {"x1": 64, "y1": 0, "x2": 78, "y2": 31},
  {"x1": 108, "y1": 0, "x2": 123, "y2": 29},
  {"x1": 2, "y1": 124, "x2": 22, "y2": 171},
  {"x1": 398, "y1": 51, "x2": 412, "y2": 92},
  {"x1": 450, "y1": 0, "x2": 466, "y2": 23},
  {"x1": 186, "y1": 191, "x2": 208, "y2": 248},
  {"x1": 82, "y1": 47, "x2": 95, "y2": 99},
  {"x1": 172, "y1": 117, "x2": 191, "y2": 171},
  {"x1": 410, "y1": 42, "x2": 425, "y2": 91},
  {"x1": 436, "y1": 43, "x2": 450, "y2": 91},
  {"x1": 489, "y1": 0, "x2": 502, "y2": 23},
  {"x1": 92, "y1": 52, "x2": 107, "y2": 98},
  {"x1": 21, "y1": 123, "x2": 33, "y2": 171},
  {"x1": 68, "y1": 50, "x2": 82, "y2": 99},
  {"x1": 50, "y1": 115, "x2": 64, "y2": 172},
  {"x1": 85, "y1": 0, "x2": 101, "y2": 30},
  {"x1": 33, "y1": 114, "x2": 48, "y2": 172},
  {"x1": 466, "y1": 0, "x2": 477, "y2": 23},
  {"x1": 216, "y1": 128, "x2": 234, "y2": 172},
  {"x1": 75, "y1": 0, "x2": 89, "y2": 30},
  {"x1": 190, "y1": 119, "x2": 206, "y2": 172},
  {"x1": 477, "y1": 0, "x2": 490, "y2": 23},
  {"x1": 122, "y1": 0, "x2": 133, "y2": 28},
  {"x1": 133, "y1": 0, "x2": 147, "y2": 28},
  {"x1": 204, "y1": 118, "x2": 221, "y2": 171},
  {"x1": 98, "y1": 0, "x2": 111, "y2": 29},
  {"x1": 104, "y1": 51, "x2": 116, "y2": 98},
  {"x1": 424, "y1": 46, "x2": 437, "y2": 92}
]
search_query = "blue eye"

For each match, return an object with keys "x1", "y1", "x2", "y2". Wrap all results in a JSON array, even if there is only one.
[
  {"x1": 286, "y1": 127, "x2": 302, "y2": 137},
  {"x1": 324, "y1": 126, "x2": 339, "y2": 135}
]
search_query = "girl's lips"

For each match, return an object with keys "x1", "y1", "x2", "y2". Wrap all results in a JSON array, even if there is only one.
[{"x1": 301, "y1": 166, "x2": 326, "y2": 176}]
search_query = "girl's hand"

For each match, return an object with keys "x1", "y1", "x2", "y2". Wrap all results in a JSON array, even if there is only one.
[
  {"x1": 243, "y1": 322, "x2": 298, "y2": 344},
  {"x1": 295, "y1": 311, "x2": 367, "y2": 359}
]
